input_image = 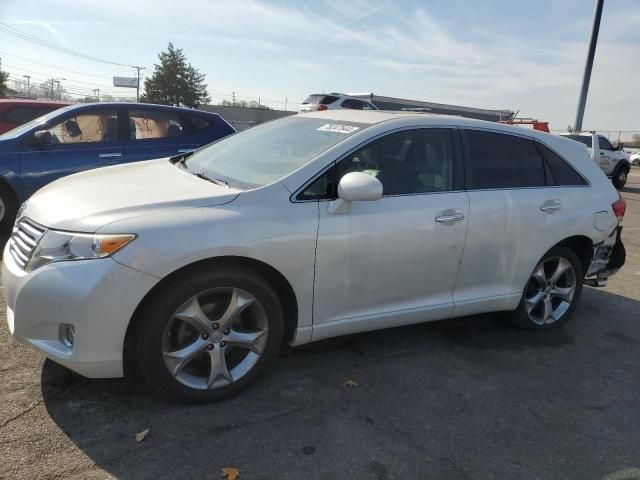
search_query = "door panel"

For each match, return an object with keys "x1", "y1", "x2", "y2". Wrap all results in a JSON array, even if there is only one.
[
  {"x1": 314, "y1": 192, "x2": 469, "y2": 328},
  {"x1": 454, "y1": 128, "x2": 571, "y2": 315},
  {"x1": 20, "y1": 108, "x2": 124, "y2": 195},
  {"x1": 453, "y1": 189, "x2": 565, "y2": 307}
]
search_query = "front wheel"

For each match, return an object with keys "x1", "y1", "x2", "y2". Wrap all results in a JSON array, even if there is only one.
[
  {"x1": 612, "y1": 167, "x2": 628, "y2": 189},
  {"x1": 0, "y1": 184, "x2": 17, "y2": 234},
  {"x1": 136, "y1": 266, "x2": 284, "y2": 402},
  {"x1": 509, "y1": 246, "x2": 583, "y2": 330}
]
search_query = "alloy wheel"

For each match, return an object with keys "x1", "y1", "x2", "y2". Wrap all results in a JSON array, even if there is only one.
[
  {"x1": 524, "y1": 256, "x2": 577, "y2": 326},
  {"x1": 162, "y1": 287, "x2": 269, "y2": 390}
]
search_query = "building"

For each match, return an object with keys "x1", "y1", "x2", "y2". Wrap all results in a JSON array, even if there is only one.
[{"x1": 349, "y1": 93, "x2": 515, "y2": 122}]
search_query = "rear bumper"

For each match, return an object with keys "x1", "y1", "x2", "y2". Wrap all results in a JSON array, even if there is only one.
[{"x1": 585, "y1": 226, "x2": 625, "y2": 287}]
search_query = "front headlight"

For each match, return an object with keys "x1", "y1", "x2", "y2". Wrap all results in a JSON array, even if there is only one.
[{"x1": 26, "y1": 230, "x2": 136, "y2": 272}]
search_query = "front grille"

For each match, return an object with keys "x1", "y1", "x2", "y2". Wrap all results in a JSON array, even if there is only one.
[{"x1": 9, "y1": 218, "x2": 47, "y2": 269}]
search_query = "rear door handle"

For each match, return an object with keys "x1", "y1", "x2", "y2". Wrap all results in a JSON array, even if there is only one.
[
  {"x1": 540, "y1": 200, "x2": 562, "y2": 212},
  {"x1": 98, "y1": 153, "x2": 122, "y2": 159},
  {"x1": 435, "y1": 213, "x2": 465, "y2": 223}
]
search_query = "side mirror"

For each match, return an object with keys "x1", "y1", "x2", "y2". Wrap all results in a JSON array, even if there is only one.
[
  {"x1": 338, "y1": 172, "x2": 383, "y2": 201},
  {"x1": 31, "y1": 130, "x2": 52, "y2": 146},
  {"x1": 328, "y1": 172, "x2": 382, "y2": 214}
]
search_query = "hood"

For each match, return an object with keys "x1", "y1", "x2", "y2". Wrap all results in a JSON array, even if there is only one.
[{"x1": 22, "y1": 158, "x2": 241, "y2": 231}]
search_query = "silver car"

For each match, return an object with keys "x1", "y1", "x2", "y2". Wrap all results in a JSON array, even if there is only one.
[{"x1": 2, "y1": 111, "x2": 626, "y2": 402}]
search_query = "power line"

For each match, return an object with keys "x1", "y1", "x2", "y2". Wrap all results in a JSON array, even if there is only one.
[
  {"x1": 0, "y1": 50, "x2": 124, "y2": 80},
  {"x1": 0, "y1": 22, "x2": 140, "y2": 68}
]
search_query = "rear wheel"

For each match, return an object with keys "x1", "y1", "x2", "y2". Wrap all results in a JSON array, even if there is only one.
[
  {"x1": 509, "y1": 246, "x2": 583, "y2": 330},
  {"x1": 136, "y1": 266, "x2": 284, "y2": 402},
  {"x1": 612, "y1": 167, "x2": 628, "y2": 189}
]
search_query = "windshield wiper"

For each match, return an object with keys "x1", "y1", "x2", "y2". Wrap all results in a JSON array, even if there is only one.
[
  {"x1": 192, "y1": 171, "x2": 230, "y2": 188},
  {"x1": 171, "y1": 150, "x2": 195, "y2": 168}
]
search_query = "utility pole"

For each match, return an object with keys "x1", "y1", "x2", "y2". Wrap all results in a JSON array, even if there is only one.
[
  {"x1": 22, "y1": 75, "x2": 30, "y2": 98},
  {"x1": 133, "y1": 65, "x2": 145, "y2": 102},
  {"x1": 50, "y1": 78, "x2": 54, "y2": 99},
  {"x1": 574, "y1": 0, "x2": 604, "y2": 132},
  {"x1": 93, "y1": 88, "x2": 100, "y2": 102},
  {"x1": 54, "y1": 79, "x2": 65, "y2": 100},
  {"x1": 232, "y1": 91, "x2": 236, "y2": 107},
  {"x1": 285, "y1": 97, "x2": 287, "y2": 111}
]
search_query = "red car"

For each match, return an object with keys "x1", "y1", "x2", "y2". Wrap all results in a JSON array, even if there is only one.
[{"x1": 0, "y1": 99, "x2": 72, "y2": 134}]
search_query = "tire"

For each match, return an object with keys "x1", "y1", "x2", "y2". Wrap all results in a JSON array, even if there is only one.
[
  {"x1": 509, "y1": 246, "x2": 583, "y2": 330},
  {"x1": 0, "y1": 183, "x2": 18, "y2": 234},
  {"x1": 612, "y1": 167, "x2": 628, "y2": 189},
  {"x1": 136, "y1": 265, "x2": 284, "y2": 402}
]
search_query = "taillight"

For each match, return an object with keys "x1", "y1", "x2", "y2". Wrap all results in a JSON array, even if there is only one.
[
  {"x1": 317, "y1": 104, "x2": 328, "y2": 111},
  {"x1": 612, "y1": 193, "x2": 626, "y2": 221}
]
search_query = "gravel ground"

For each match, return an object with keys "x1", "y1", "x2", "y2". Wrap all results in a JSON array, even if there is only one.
[{"x1": 1, "y1": 169, "x2": 639, "y2": 480}]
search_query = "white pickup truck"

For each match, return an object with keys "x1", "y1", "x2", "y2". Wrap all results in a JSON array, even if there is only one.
[{"x1": 559, "y1": 132, "x2": 631, "y2": 189}]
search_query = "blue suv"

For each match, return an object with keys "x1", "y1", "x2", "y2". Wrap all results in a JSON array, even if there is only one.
[{"x1": 0, "y1": 102, "x2": 235, "y2": 231}]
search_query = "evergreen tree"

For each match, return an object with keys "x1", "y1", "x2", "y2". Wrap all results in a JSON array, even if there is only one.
[
  {"x1": 141, "y1": 43, "x2": 211, "y2": 108},
  {"x1": 0, "y1": 57, "x2": 9, "y2": 97}
]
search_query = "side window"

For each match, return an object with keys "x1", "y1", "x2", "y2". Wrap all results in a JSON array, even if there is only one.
[
  {"x1": 129, "y1": 110, "x2": 183, "y2": 140},
  {"x1": 341, "y1": 99, "x2": 362, "y2": 110},
  {"x1": 598, "y1": 136, "x2": 614, "y2": 151},
  {"x1": 463, "y1": 130, "x2": 546, "y2": 189},
  {"x1": 296, "y1": 167, "x2": 335, "y2": 201},
  {"x1": 537, "y1": 143, "x2": 588, "y2": 186},
  {"x1": 190, "y1": 116, "x2": 211, "y2": 131},
  {"x1": 361, "y1": 102, "x2": 377, "y2": 111},
  {"x1": 44, "y1": 110, "x2": 119, "y2": 144},
  {"x1": 336, "y1": 129, "x2": 454, "y2": 196}
]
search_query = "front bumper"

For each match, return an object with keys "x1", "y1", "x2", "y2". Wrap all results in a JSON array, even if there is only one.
[
  {"x1": 585, "y1": 226, "x2": 625, "y2": 287},
  {"x1": 2, "y1": 243, "x2": 159, "y2": 378}
]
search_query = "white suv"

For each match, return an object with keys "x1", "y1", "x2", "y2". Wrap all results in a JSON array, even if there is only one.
[
  {"x1": 559, "y1": 132, "x2": 631, "y2": 189},
  {"x1": 299, "y1": 93, "x2": 378, "y2": 113},
  {"x1": 3, "y1": 111, "x2": 626, "y2": 402}
]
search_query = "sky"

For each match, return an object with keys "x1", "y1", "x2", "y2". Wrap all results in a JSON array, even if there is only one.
[{"x1": 0, "y1": 0, "x2": 638, "y2": 135}]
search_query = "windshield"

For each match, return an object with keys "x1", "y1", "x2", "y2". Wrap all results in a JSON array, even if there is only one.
[
  {"x1": 0, "y1": 104, "x2": 76, "y2": 140},
  {"x1": 184, "y1": 116, "x2": 367, "y2": 188}
]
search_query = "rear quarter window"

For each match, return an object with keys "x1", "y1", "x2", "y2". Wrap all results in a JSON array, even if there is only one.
[
  {"x1": 537, "y1": 142, "x2": 588, "y2": 186},
  {"x1": 303, "y1": 95, "x2": 339, "y2": 105}
]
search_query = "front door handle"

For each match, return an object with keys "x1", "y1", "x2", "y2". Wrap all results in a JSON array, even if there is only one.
[
  {"x1": 178, "y1": 149, "x2": 193, "y2": 153},
  {"x1": 98, "y1": 153, "x2": 122, "y2": 159},
  {"x1": 435, "y1": 213, "x2": 465, "y2": 223},
  {"x1": 540, "y1": 200, "x2": 562, "y2": 212}
]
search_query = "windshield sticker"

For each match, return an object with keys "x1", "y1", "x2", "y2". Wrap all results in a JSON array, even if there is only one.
[{"x1": 317, "y1": 124, "x2": 360, "y2": 134}]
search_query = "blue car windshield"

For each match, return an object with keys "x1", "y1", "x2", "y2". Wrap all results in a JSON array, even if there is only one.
[
  {"x1": 0, "y1": 105, "x2": 76, "y2": 140},
  {"x1": 185, "y1": 116, "x2": 367, "y2": 188}
]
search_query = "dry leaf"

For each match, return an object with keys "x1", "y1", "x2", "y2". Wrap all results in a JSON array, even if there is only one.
[
  {"x1": 134, "y1": 429, "x2": 149, "y2": 443},
  {"x1": 222, "y1": 467, "x2": 240, "y2": 480},
  {"x1": 343, "y1": 379, "x2": 358, "y2": 387}
]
